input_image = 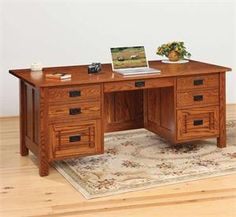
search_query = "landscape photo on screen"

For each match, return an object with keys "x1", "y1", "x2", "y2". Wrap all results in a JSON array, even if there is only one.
[{"x1": 111, "y1": 46, "x2": 148, "y2": 69}]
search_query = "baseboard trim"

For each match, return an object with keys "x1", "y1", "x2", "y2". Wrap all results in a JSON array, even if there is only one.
[{"x1": 0, "y1": 116, "x2": 19, "y2": 119}]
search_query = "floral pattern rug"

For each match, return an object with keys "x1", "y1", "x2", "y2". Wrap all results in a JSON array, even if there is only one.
[{"x1": 54, "y1": 120, "x2": 236, "y2": 199}]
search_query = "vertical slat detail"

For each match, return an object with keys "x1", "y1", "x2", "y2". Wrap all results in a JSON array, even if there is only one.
[
  {"x1": 26, "y1": 85, "x2": 33, "y2": 138},
  {"x1": 32, "y1": 88, "x2": 35, "y2": 142},
  {"x1": 34, "y1": 89, "x2": 40, "y2": 145},
  {"x1": 39, "y1": 88, "x2": 49, "y2": 176},
  {"x1": 19, "y1": 81, "x2": 29, "y2": 156},
  {"x1": 217, "y1": 72, "x2": 226, "y2": 148}
]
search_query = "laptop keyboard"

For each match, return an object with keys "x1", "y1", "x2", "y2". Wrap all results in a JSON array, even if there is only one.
[
  {"x1": 116, "y1": 67, "x2": 160, "y2": 75},
  {"x1": 120, "y1": 67, "x2": 153, "y2": 72}
]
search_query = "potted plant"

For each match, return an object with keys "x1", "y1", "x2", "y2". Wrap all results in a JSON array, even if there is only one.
[{"x1": 156, "y1": 41, "x2": 191, "y2": 61}]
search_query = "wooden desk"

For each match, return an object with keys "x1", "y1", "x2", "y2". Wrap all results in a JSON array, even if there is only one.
[{"x1": 10, "y1": 60, "x2": 231, "y2": 176}]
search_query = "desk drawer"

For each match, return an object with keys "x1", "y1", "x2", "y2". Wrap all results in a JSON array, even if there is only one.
[
  {"x1": 177, "y1": 89, "x2": 219, "y2": 108},
  {"x1": 48, "y1": 84, "x2": 101, "y2": 102},
  {"x1": 177, "y1": 106, "x2": 219, "y2": 141},
  {"x1": 177, "y1": 74, "x2": 219, "y2": 91},
  {"x1": 48, "y1": 101, "x2": 101, "y2": 121},
  {"x1": 104, "y1": 78, "x2": 174, "y2": 92},
  {"x1": 49, "y1": 120, "x2": 102, "y2": 159}
]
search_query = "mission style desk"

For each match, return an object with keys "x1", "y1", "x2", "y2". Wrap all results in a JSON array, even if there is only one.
[{"x1": 10, "y1": 60, "x2": 231, "y2": 176}]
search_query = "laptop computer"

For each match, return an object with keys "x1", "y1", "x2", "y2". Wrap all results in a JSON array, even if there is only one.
[{"x1": 110, "y1": 46, "x2": 160, "y2": 76}]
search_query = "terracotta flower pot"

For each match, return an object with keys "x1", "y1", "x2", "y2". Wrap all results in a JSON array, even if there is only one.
[{"x1": 168, "y1": 50, "x2": 180, "y2": 61}]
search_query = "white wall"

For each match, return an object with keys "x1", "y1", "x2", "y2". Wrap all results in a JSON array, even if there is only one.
[{"x1": 0, "y1": 0, "x2": 235, "y2": 116}]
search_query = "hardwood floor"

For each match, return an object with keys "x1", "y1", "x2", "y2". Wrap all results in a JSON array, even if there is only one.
[{"x1": 0, "y1": 104, "x2": 236, "y2": 217}]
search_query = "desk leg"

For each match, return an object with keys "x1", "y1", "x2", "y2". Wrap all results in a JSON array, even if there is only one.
[
  {"x1": 19, "y1": 81, "x2": 29, "y2": 156},
  {"x1": 39, "y1": 151, "x2": 49, "y2": 176},
  {"x1": 217, "y1": 72, "x2": 226, "y2": 148},
  {"x1": 39, "y1": 88, "x2": 49, "y2": 176},
  {"x1": 39, "y1": 128, "x2": 49, "y2": 176}
]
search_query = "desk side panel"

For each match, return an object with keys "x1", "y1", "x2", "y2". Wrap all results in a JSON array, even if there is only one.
[
  {"x1": 144, "y1": 86, "x2": 176, "y2": 143},
  {"x1": 21, "y1": 82, "x2": 40, "y2": 156}
]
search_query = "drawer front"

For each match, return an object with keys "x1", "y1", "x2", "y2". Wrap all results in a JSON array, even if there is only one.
[
  {"x1": 49, "y1": 120, "x2": 102, "y2": 159},
  {"x1": 177, "y1": 74, "x2": 219, "y2": 91},
  {"x1": 177, "y1": 106, "x2": 219, "y2": 141},
  {"x1": 104, "y1": 78, "x2": 174, "y2": 92},
  {"x1": 177, "y1": 89, "x2": 219, "y2": 108},
  {"x1": 48, "y1": 84, "x2": 101, "y2": 102},
  {"x1": 48, "y1": 101, "x2": 101, "y2": 121}
]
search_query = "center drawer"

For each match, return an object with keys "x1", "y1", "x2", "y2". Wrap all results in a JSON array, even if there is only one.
[
  {"x1": 48, "y1": 101, "x2": 101, "y2": 121},
  {"x1": 104, "y1": 77, "x2": 174, "y2": 92}
]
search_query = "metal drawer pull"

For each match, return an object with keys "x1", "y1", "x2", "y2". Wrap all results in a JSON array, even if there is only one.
[
  {"x1": 193, "y1": 95, "x2": 203, "y2": 101},
  {"x1": 193, "y1": 79, "x2": 204, "y2": 86},
  {"x1": 69, "y1": 135, "x2": 81, "y2": 142},
  {"x1": 69, "y1": 90, "x2": 81, "y2": 97},
  {"x1": 69, "y1": 108, "x2": 81, "y2": 115},
  {"x1": 193, "y1": 120, "x2": 203, "y2": 126},
  {"x1": 135, "y1": 81, "x2": 145, "y2": 87}
]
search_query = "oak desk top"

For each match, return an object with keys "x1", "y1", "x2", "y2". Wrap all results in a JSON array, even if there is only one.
[{"x1": 9, "y1": 60, "x2": 231, "y2": 87}]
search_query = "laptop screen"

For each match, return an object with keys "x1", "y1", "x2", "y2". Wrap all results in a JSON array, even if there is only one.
[{"x1": 111, "y1": 46, "x2": 148, "y2": 69}]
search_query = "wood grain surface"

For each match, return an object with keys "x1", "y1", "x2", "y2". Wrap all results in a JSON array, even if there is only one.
[
  {"x1": 104, "y1": 90, "x2": 144, "y2": 132},
  {"x1": 48, "y1": 101, "x2": 101, "y2": 121},
  {"x1": 9, "y1": 61, "x2": 232, "y2": 176},
  {"x1": 177, "y1": 74, "x2": 219, "y2": 91},
  {"x1": 48, "y1": 119, "x2": 102, "y2": 160},
  {"x1": 176, "y1": 89, "x2": 219, "y2": 108},
  {"x1": 9, "y1": 60, "x2": 231, "y2": 88},
  {"x1": 48, "y1": 84, "x2": 101, "y2": 103},
  {"x1": 103, "y1": 77, "x2": 174, "y2": 92},
  {"x1": 217, "y1": 73, "x2": 227, "y2": 148},
  {"x1": 177, "y1": 106, "x2": 219, "y2": 141}
]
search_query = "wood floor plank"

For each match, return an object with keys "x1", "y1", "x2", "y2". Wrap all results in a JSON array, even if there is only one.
[{"x1": 32, "y1": 195, "x2": 236, "y2": 217}]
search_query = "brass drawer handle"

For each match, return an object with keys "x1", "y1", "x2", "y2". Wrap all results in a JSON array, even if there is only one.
[
  {"x1": 69, "y1": 90, "x2": 81, "y2": 97},
  {"x1": 135, "y1": 81, "x2": 145, "y2": 87},
  {"x1": 69, "y1": 108, "x2": 81, "y2": 115},
  {"x1": 193, "y1": 95, "x2": 203, "y2": 101},
  {"x1": 69, "y1": 135, "x2": 81, "y2": 142},
  {"x1": 193, "y1": 79, "x2": 204, "y2": 86},
  {"x1": 193, "y1": 120, "x2": 203, "y2": 126}
]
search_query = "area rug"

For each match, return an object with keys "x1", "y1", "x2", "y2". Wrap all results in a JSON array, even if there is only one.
[{"x1": 54, "y1": 120, "x2": 236, "y2": 199}]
